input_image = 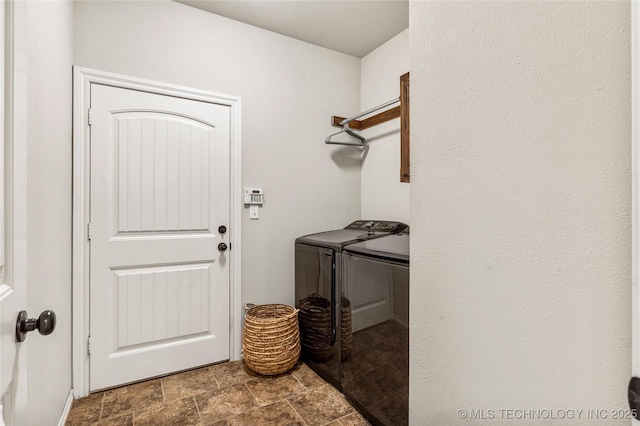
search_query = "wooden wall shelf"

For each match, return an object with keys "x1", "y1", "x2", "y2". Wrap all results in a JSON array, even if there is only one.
[
  {"x1": 330, "y1": 72, "x2": 410, "y2": 183},
  {"x1": 400, "y1": 72, "x2": 410, "y2": 183}
]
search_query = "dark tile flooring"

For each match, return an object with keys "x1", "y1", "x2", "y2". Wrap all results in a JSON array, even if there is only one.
[
  {"x1": 66, "y1": 361, "x2": 371, "y2": 426},
  {"x1": 307, "y1": 320, "x2": 409, "y2": 426},
  {"x1": 342, "y1": 321, "x2": 409, "y2": 426}
]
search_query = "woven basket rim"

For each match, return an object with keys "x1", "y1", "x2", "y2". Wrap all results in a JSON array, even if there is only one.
[{"x1": 245, "y1": 304, "x2": 298, "y2": 323}]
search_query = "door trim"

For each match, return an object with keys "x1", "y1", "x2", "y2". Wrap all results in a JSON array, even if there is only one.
[
  {"x1": 72, "y1": 67, "x2": 242, "y2": 397},
  {"x1": 633, "y1": 2, "x2": 639, "y2": 421}
]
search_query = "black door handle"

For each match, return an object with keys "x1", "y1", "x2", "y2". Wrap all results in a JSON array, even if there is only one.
[
  {"x1": 16, "y1": 310, "x2": 56, "y2": 342},
  {"x1": 218, "y1": 242, "x2": 228, "y2": 252},
  {"x1": 628, "y1": 377, "x2": 640, "y2": 418}
]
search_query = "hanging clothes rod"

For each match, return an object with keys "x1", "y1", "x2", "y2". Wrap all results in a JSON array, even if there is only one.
[
  {"x1": 339, "y1": 97, "x2": 400, "y2": 126},
  {"x1": 325, "y1": 97, "x2": 401, "y2": 146}
]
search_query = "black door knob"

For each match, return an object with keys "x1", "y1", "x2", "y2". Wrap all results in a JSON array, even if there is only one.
[
  {"x1": 628, "y1": 377, "x2": 640, "y2": 417},
  {"x1": 16, "y1": 310, "x2": 56, "y2": 342},
  {"x1": 218, "y1": 225, "x2": 227, "y2": 234},
  {"x1": 218, "y1": 242, "x2": 228, "y2": 252}
]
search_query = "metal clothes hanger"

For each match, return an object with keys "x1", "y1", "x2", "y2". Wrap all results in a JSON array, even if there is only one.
[
  {"x1": 324, "y1": 98, "x2": 400, "y2": 147},
  {"x1": 324, "y1": 126, "x2": 367, "y2": 146}
]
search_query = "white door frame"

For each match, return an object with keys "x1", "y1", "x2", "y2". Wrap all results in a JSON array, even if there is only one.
[
  {"x1": 632, "y1": 2, "x2": 639, "y2": 424},
  {"x1": 72, "y1": 67, "x2": 242, "y2": 398},
  {"x1": 1, "y1": 0, "x2": 28, "y2": 423}
]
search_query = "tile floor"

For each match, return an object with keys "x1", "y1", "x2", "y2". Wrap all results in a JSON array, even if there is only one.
[
  {"x1": 342, "y1": 321, "x2": 408, "y2": 426},
  {"x1": 307, "y1": 320, "x2": 409, "y2": 426},
  {"x1": 66, "y1": 361, "x2": 371, "y2": 426}
]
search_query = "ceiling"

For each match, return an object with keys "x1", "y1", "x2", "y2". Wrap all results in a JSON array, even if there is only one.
[{"x1": 174, "y1": 0, "x2": 409, "y2": 58}]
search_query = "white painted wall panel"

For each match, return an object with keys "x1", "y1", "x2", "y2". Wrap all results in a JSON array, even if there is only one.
[{"x1": 360, "y1": 30, "x2": 409, "y2": 224}]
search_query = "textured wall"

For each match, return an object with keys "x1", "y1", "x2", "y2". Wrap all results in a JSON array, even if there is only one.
[{"x1": 410, "y1": 2, "x2": 631, "y2": 424}]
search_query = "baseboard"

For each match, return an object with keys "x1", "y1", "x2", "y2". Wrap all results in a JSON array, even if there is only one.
[{"x1": 57, "y1": 389, "x2": 74, "y2": 426}]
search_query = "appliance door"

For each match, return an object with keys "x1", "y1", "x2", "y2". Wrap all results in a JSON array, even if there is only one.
[
  {"x1": 295, "y1": 243, "x2": 341, "y2": 388},
  {"x1": 341, "y1": 253, "x2": 409, "y2": 426}
]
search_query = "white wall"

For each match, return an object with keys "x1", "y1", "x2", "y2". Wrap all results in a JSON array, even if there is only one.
[
  {"x1": 360, "y1": 30, "x2": 409, "y2": 224},
  {"x1": 26, "y1": 0, "x2": 73, "y2": 424},
  {"x1": 410, "y1": 2, "x2": 631, "y2": 424},
  {"x1": 73, "y1": 0, "x2": 361, "y2": 307}
]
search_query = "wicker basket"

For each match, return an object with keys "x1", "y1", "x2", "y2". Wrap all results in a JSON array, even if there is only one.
[
  {"x1": 341, "y1": 297, "x2": 352, "y2": 361},
  {"x1": 297, "y1": 295, "x2": 352, "y2": 362},
  {"x1": 242, "y1": 304, "x2": 300, "y2": 375}
]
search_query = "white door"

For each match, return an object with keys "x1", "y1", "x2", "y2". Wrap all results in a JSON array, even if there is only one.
[
  {"x1": 89, "y1": 83, "x2": 231, "y2": 391},
  {"x1": 1, "y1": 1, "x2": 28, "y2": 423}
]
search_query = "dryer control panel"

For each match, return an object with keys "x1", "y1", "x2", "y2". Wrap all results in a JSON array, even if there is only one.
[{"x1": 345, "y1": 220, "x2": 407, "y2": 233}]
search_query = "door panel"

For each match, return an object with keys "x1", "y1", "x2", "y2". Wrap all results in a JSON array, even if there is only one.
[
  {"x1": 113, "y1": 113, "x2": 214, "y2": 234},
  {"x1": 114, "y1": 262, "x2": 213, "y2": 348},
  {"x1": 89, "y1": 83, "x2": 230, "y2": 391}
]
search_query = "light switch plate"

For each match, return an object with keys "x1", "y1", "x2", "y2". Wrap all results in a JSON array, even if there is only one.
[{"x1": 249, "y1": 205, "x2": 259, "y2": 220}]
